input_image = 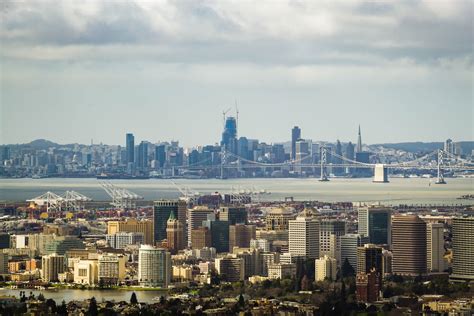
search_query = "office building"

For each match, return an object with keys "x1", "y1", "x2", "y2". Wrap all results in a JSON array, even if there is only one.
[
  {"x1": 166, "y1": 212, "x2": 185, "y2": 254},
  {"x1": 341, "y1": 234, "x2": 369, "y2": 272},
  {"x1": 268, "y1": 263, "x2": 296, "y2": 280},
  {"x1": 229, "y1": 224, "x2": 256, "y2": 251},
  {"x1": 153, "y1": 200, "x2": 187, "y2": 243},
  {"x1": 107, "y1": 219, "x2": 154, "y2": 245},
  {"x1": 392, "y1": 215, "x2": 427, "y2": 276},
  {"x1": 0, "y1": 253, "x2": 8, "y2": 274},
  {"x1": 188, "y1": 206, "x2": 214, "y2": 247},
  {"x1": 357, "y1": 244, "x2": 383, "y2": 275},
  {"x1": 106, "y1": 232, "x2": 144, "y2": 249},
  {"x1": 288, "y1": 208, "x2": 319, "y2": 259},
  {"x1": 291, "y1": 126, "x2": 301, "y2": 160},
  {"x1": 265, "y1": 206, "x2": 295, "y2": 231},
  {"x1": 191, "y1": 227, "x2": 212, "y2": 249},
  {"x1": 344, "y1": 142, "x2": 355, "y2": 174},
  {"x1": 233, "y1": 247, "x2": 262, "y2": 277},
  {"x1": 356, "y1": 269, "x2": 380, "y2": 303},
  {"x1": 74, "y1": 259, "x2": 98, "y2": 285},
  {"x1": 98, "y1": 254, "x2": 126, "y2": 285},
  {"x1": 450, "y1": 217, "x2": 474, "y2": 282},
  {"x1": 41, "y1": 254, "x2": 65, "y2": 282},
  {"x1": 126, "y1": 133, "x2": 135, "y2": 164},
  {"x1": 0, "y1": 233, "x2": 10, "y2": 249},
  {"x1": 250, "y1": 239, "x2": 271, "y2": 252},
  {"x1": 215, "y1": 255, "x2": 244, "y2": 282},
  {"x1": 426, "y1": 223, "x2": 446, "y2": 273},
  {"x1": 137, "y1": 141, "x2": 149, "y2": 171},
  {"x1": 44, "y1": 236, "x2": 85, "y2": 255},
  {"x1": 221, "y1": 116, "x2": 238, "y2": 153},
  {"x1": 295, "y1": 139, "x2": 311, "y2": 174},
  {"x1": 203, "y1": 218, "x2": 229, "y2": 253},
  {"x1": 315, "y1": 255, "x2": 337, "y2": 281},
  {"x1": 138, "y1": 245, "x2": 171, "y2": 288},
  {"x1": 358, "y1": 205, "x2": 392, "y2": 246},
  {"x1": 220, "y1": 206, "x2": 247, "y2": 225},
  {"x1": 319, "y1": 220, "x2": 346, "y2": 264},
  {"x1": 261, "y1": 252, "x2": 279, "y2": 276}
]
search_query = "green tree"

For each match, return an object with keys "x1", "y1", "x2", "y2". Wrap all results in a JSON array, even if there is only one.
[
  {"x1": 130, "y1": 292, "x2": 138, "y2": 305},
  {"x1": 88, "y1": 297, "x2": 98, "y2": 316},
  {"x1": 238, "y1": 293, "x2": 245, "y2": 307},
  {"x1": 341, "y1": 258, "x2": 355, "y2": 278}
]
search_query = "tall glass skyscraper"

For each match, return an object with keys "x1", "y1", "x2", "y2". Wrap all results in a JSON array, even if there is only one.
[
  {"x1": 291, "y1": 126, "x2": 301, "y2": 160},
  {"x1": 153, "y1": 200, "x2": 186, "y2": 243},
  {"x1": 221, "y1": 117, "x2": 237, "y2": 153},
  {"x1": 126, "y1": 133, "x2": 135, "y2": 164},
  {"x1": 358, "y1": 206, "x2": 392, "y2": 246}
]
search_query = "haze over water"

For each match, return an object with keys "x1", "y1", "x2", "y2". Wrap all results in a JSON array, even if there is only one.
[{"x1": 0, "y1": 177, "x2": 472, "y2": 206}]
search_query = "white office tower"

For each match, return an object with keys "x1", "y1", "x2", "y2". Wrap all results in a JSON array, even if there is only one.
[
  {"x1": 426, "y1": 223, "x2": 446, "y2": 273},
  {"x1": 315, "y1": 255, "x2": 337, "y2": 281},
  {"x1": 289, "y1": 208, "x2": 319, "y2": 259},
  {"x1": 138, "y1": 245, "x2": 171, "y2": 288}
]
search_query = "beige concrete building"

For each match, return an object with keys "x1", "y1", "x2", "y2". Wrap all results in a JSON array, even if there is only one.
[
  {"x1": 73, "y1": 259, "x2": 98, "y2": 285},
  {"x1": 107, "y1": 219, "x2": 154, "y2": 245},
  {"x1": 426, "y1": 223, "x2": 446, "y2": 273},
  {"x1": 41, "y1": 254, "x2": 65, "y2": 282},
  {"x1": 98, "y1": 254, "x2": 126, "y2": 285},
  {"x1": 315, "y1": 255, "x2": 337, "y2": 281}
]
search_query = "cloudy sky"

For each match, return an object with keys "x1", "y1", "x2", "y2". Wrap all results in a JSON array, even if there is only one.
[{"x1": 1, "y1": 0, "x2": 472, "y2": 147}]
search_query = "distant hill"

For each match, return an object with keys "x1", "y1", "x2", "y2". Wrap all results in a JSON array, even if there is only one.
[
  {"x1": 26, "y1": 139, "x2": 60, "y2": 149},
  {"x1": 375, "y1": 141, "x2": 474, "y2": 154}
]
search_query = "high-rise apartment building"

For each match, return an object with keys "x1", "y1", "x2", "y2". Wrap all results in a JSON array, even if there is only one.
[
  {"x1": 106, "y1": 232, "x2": 144, "y2": 249},
  {"x1": 315, "y1": 255, "x2": 337, "y2": 281},
  {"x1": 426, "y1": 223, "x2": 446, "y2": 273},
  {"x1": 98, "y1": 254, "x2": 126, "y2": 285},
  {"x1": 358, "y1": 206, "x2": 392, "y2": 246},
  {"x1": 450, "y1": 217, "x2": 474, "y2": 282},
  {"x1": 288, "y1": 208, "x2": 319, "y2": 259},
  {"x1": 392, "y1": 215, "x2": 427, "y2": 276},
  {"x1": 153, "y1": 200, "x2": 186, "y2": 243},
  {"x1": 42, "y1": 254, "x2": 65, "y2": 282},
  {"x1": 138, "y1": 245, "x2": 171, "y2": 288}
]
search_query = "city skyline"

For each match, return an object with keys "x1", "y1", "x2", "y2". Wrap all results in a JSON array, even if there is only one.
[{"x1": 1, "y1": 1, "x2": 472, "y2": 146}]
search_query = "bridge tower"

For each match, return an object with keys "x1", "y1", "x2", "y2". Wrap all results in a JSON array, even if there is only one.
[
  {"x1": 435, "y1": 149, "x2": 446, "y2": 184},
  {"x1": 373, "y1": 164, "x2": 389, "y2": 183},
  {"x1": 319, "y1": 147, "x2": 329, "y2": 182}
]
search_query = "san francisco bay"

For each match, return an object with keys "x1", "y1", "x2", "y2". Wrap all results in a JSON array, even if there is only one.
[{"x1": 0, "y1": 177, "x2": 472, "y2": 206}]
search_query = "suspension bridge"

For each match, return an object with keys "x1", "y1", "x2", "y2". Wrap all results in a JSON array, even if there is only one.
[{"x1": 179, "y1": 148, "x2": 474, "y2": 184}]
